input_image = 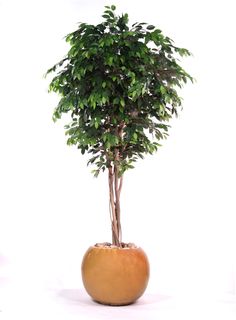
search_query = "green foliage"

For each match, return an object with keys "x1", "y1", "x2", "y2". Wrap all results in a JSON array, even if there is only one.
[{"x1": 46, "y1": 5, "x2": 193, "y2": 176}]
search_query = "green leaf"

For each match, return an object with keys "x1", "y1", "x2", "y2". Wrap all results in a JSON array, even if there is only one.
[
  {"x1": 104, "y1": 10, "x2": 115, "y2": 18},
  {"x1": 107, "y1": 56, "x2": 113, "y2": 66},
  {"x1": 147, "y1": 25, "x2": 155, "y2": 30},
  {"x1": 177, "y1": 48, "x2": 192, "y2": 57},
  {"x1": 160, "y1": 86, "x2": 166, "y2": 94},
  {"x1": 133, "y1": 132, "x2": 138, "y2": 141},
  {"x1": 111, "y1": 5, "x2": 116, "y2": 10},
  {"x1": 112, "y1": 97, "x2": 119, "y2": 105},
  {"x1": 120, "y1": 98, "x2": 125, "y2": 107},
  {"x1": 106, "y1": 142, "x2": 111, "y2": 149},
  {"x1": 92, "y1": 169, "x2": 100, "y2": 177}
]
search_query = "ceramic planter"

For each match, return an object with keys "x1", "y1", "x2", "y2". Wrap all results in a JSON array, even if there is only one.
[{"x1": 81, "y1": 245, "x2": 149, "y2": 306}]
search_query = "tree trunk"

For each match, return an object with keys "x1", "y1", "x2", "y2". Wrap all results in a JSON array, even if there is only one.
[
  {"x1": 108, "y1": 165, "x2": 123, "y2": 246},
  {"x1": 108, "y1": 123, "x2": 125, "y2": 246}
]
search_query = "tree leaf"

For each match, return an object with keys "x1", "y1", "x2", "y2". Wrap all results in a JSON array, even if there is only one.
[
  {"x1": 147, "y1": 25, "x2": 155, "y2": 30},
  {"x1": 120, "y1": 98, "x2": 125, "y2": 107}
]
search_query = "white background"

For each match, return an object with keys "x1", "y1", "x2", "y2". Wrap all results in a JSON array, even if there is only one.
[{"x1": 0, "y1": 0, "x2": 236, "y2": 318}]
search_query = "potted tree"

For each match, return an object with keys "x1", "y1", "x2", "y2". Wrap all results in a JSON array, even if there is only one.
[{"x1": 46, "y1": 5, "x2": 193, "y2": 305}]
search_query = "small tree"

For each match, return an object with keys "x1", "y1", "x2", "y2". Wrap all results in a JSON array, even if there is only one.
[{"x1": 46, "y1": 5, "x2": 193, "y2": 247}]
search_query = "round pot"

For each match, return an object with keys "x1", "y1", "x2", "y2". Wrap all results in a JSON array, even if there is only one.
[{"x1": 81, "y1": 244, "x2": 150, "y2": 306}]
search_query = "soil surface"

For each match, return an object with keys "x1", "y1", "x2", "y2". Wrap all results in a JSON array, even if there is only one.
[{"x1": 94, "y1": 242, "x2": 138, "y2": 249}]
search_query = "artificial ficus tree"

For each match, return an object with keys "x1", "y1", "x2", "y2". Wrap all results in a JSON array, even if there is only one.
[{"x1": 46, "y1": 5, "x2": 193, "y2": 247}]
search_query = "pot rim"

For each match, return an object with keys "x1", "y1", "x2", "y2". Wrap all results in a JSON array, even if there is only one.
[{"x1": 92, "y1": 242, "x2": 141, "y2": 250}]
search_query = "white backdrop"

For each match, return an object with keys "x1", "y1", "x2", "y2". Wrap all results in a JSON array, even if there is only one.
[{"x1": 0, "y1": 0, "x2": 236, "y2": 310}]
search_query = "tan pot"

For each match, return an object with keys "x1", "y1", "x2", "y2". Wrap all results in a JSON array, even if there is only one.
[{"x1": 81, "y1": 245, "x2": 150, "y2": 306}]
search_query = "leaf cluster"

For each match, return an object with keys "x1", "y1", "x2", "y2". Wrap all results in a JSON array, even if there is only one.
[{"x1": 46, "y1": 5, "x2": 193, "y2": 176}]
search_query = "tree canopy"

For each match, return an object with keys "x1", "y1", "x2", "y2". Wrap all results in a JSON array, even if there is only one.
[{"x1": 46, "y1": 5, "x2": 193, "y2": 177}]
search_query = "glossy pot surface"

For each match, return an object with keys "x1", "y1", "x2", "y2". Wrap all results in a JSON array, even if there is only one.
[{"x1": 81, "y1": 245, "x2": 150, "y2": 305}]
